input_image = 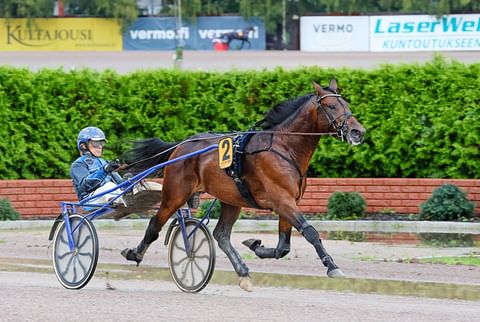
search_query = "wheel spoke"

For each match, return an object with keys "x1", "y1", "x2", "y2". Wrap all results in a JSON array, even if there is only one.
[
  {"x1": 193, "y1": 259, "x2": 207, "y2": 276},
  {"x1": 77, "y1": 251, "x2": 93, "y2": 259},
  {"x1": 171, "y1": 256, "x2": 189, "y2": 267},
  {"x1": 189, "y1": 261, "x2": 197, "y2": 286},
  {"x1": 192, "y1": 237, "x2": 207, "y2": 253},
  {"x1": 77, "y1": 235, "x2": 92, "y2": 248},
  {"x1": 59, "y1": 233, "x2": 68, "y2": 244},
  {"x1": 193, "y1": 254, "x2": 210, "y2": 261},
  {"x1": 76, "y1": 255, "x2": 88, "y2": 276},
  {"x1": 59, "y1": 254, "x2": 74, "y2": 276},
  {"x1": 173, "y1": 241, "x2": 185, "y2": 252},
  {"x1": 179, "y1": 261, "x2": 189, "y2": 281},
  {"x1": 73, "y1": 258, "x2": 78, "y2": 283},
  {"x1": 57, "y1": 250, "x2": 74, "y2": 260}
]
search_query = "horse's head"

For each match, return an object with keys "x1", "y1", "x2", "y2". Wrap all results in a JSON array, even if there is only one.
[{"x1": 313, "y1": 79, "x2": 365, "y2": 145}]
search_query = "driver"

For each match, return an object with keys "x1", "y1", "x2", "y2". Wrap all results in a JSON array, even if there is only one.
[{"x1": 70, "y1": 126, "x2": 161, "y2": 207}]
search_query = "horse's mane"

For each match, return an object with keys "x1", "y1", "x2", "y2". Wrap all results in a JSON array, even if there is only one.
[
  {"x1": 254, "y1": 86, "x2": 338, "y2": 130},
  {"x1": 255, "y1": 94, "x2": 313, "y2": 130}
]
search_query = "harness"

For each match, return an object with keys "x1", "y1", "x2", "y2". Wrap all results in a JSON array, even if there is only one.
[
  {"x1": 225, "y1": 132, "x2": 306, "y2": 209},
  {"x1": 224, "y1": 133, "x2": 261, "y2": 208}
]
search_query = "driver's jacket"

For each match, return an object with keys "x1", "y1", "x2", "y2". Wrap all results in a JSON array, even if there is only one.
[{"x1": 70, "y1": 152, "x2": 122, "y2": 200}]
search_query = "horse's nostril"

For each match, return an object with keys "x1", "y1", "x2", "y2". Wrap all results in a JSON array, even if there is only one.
[{"x1": 351, "y1": 129, "x2": 361, "y2": 138}]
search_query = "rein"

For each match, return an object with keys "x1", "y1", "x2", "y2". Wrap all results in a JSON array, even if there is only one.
[
  {"x1": 123, "y1": 93, "x2": 350, "y2": 168},
  {"x1": 122, "y1": 130, "x2": 337, "y2": 169}
]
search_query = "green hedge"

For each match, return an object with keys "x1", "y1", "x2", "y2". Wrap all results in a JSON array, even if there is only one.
[{"x1": 0, "y1": 56, "x2": 478, "y2": 179}]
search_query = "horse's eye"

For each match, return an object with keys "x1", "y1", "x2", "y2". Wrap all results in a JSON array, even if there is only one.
[{"x1": 328, "y1": 104, "x2": 336, "y2": 109}]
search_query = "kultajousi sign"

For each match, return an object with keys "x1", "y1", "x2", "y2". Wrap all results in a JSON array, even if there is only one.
[{"x1": 0, "y1": 18, "x2": 122, "y2": 51}]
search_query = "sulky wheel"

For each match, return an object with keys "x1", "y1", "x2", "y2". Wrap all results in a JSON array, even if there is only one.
[
  {"x1": 168, "y1": 219, "x2": 216, "y2": 293},
  {"x1": 52, "y1": 214, "x2": 99, "y2": 289}
]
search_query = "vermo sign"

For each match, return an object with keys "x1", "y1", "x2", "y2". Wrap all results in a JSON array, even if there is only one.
[{"x1": 0, "y1": 18, "x2": 122, "y2": 51}]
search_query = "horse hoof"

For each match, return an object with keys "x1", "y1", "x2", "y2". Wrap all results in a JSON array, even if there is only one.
[
  {"x1": 242, "y1": 239, "x2": 262, "y2": 251},
  {"x1": 239, "y1": 276, "x2": 253, "y2": 292},
  {"x1": 121, "y1": 248, "x2": 142, "y2": 267},
  {"x1": 327, "y1": 268, "x2": 345, "y2": 278}
]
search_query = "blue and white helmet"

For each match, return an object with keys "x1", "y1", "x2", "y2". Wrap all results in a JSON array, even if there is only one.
[{"x1": 77, "y1": 126, "x2": 106, "y2": 150}]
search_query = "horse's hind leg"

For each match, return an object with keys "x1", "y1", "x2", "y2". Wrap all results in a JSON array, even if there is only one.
[
  {"x1": 243, "y1": 217, "x2": 292, "y2": 259},
  {"x1": 121, "y1": 194, "x2": 189, "y2": 266},
  {"x1": 213, "y1": 202, "x2": 252, "y2": 291},
  {"x1": 121, "y1": 214, "x2": 163, "y2": 266}
]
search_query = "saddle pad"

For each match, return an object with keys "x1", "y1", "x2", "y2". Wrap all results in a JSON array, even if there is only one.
[{"x1": 244, "y1": 133, "x2": 273, "y2": 154}]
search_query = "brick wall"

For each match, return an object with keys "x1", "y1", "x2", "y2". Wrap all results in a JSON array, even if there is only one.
[{"x1": 0, "y1": 178, "x2": 478, "y2": 219}]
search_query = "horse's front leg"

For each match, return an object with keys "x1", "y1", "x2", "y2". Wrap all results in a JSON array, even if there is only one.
[
  {"x1": 213, "y1": 202, "x2": 252, "y2": 291},
  {"x1": 243, "y1": 216, "x2": 292, "y2": 259},
  {"x1": 278, "y1": 204, "x2": 345, "y2": 278}
]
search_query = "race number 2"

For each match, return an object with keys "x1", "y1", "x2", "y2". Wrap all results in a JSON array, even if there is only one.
[{"x1": 218, "y1": 137, "x2": 233, "y2": 169}]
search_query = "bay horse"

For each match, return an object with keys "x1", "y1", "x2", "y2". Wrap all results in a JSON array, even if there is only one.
[
  {"x1": 221, "y1": 26, "x2": 255, "y2": 49},
  {"x1": 121, "y1": 79, "x2": 365, "y2": 291}
]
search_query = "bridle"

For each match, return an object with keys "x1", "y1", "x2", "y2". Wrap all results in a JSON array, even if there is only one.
[{"x1": 315, "y1": 92, "x2": 353, "y2": 141}]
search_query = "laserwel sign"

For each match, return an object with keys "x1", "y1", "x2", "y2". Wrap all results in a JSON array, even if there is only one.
[{"x1": 370, "y1": 14, "x2": 480, "y2": 51}]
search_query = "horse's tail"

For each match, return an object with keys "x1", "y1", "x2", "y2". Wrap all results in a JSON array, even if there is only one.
[{"x1": 121, "y1": 138, "x2": 178, "y2": 176}]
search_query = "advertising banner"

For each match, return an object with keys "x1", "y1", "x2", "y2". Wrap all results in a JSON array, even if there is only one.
[
  {"x1": 124, "y1": 16, "x2": 265, "y2": 50},
  {"x1": 370, "y1": 14, "x2": 480, "y2": 51},
  {"x1": 0, "y1": 18, "x2": 122, "y2": 51},
  {"x1": 300, "y1": 16, "x2": 369, "y2": 51}
]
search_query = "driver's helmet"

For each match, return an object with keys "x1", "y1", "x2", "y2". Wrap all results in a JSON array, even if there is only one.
[{"x1": 77, "y1": 126, "x2": 106, "y2": 150}]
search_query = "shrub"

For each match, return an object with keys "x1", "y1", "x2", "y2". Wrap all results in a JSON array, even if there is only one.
[
  {"x1": 195, "y1": 199, "x2": 221, "y2": 219},
  {"x1": 419, "y1": 184, "x2": 475, "y2": 221},
  {"x1": 327, "y1": 191, "x2": 366, "y2": 220},
  {"x1": 420, "y1": 233, "x2": 474, "y2": 247},
  {"x1": 1, "y1": 58, "x2": 480, "y2": 180},
  {"x1": 0, "y1": 198, "x2": 20, "y2": 220}
]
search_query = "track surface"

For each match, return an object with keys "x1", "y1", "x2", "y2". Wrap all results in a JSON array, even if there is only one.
[
  {"x1": 0, "y1": 227, "x2": 479, "y2": 321},
  {"x1": 1, "y1": 271, "x2": 479, "y2": 322}
]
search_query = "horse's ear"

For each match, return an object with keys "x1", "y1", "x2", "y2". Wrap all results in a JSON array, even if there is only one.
[
  {"x1": 329, "y1": 78, "x2": 338, "y2": 92},
  {"x1": 312, "y1": 81, "x2": 325, "y2": 95}
]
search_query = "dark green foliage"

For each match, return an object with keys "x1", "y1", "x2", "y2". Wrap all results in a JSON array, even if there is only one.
[
  {"x1": 0, "y1": 198, "x2": 20, "y2": 220},
  {"x1": 419, "y1": 233, "x2": 474, "y2": 247},
  {"x1": 327, "y1": 191, "x2": 366, "y2": 220},
  {"x1": 0, "y1": 0, "x2": 138, "y2": 31},
  {"x1": 0, "y1": 57, "x2": 479, "y2": 179},
  {"x1": 195, "y1": 199, "x2": 221, "y2": 219},
  {"x1": 419, "y1": 184, "x2": 475, "y2": 221},
  {"x1": 327, "y1": 231, "x2": 366, "y2": 242}
]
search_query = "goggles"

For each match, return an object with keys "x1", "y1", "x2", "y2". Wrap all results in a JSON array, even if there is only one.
[{"x1": 90, "y1": 140, "x2": 106, "y2": 148}]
